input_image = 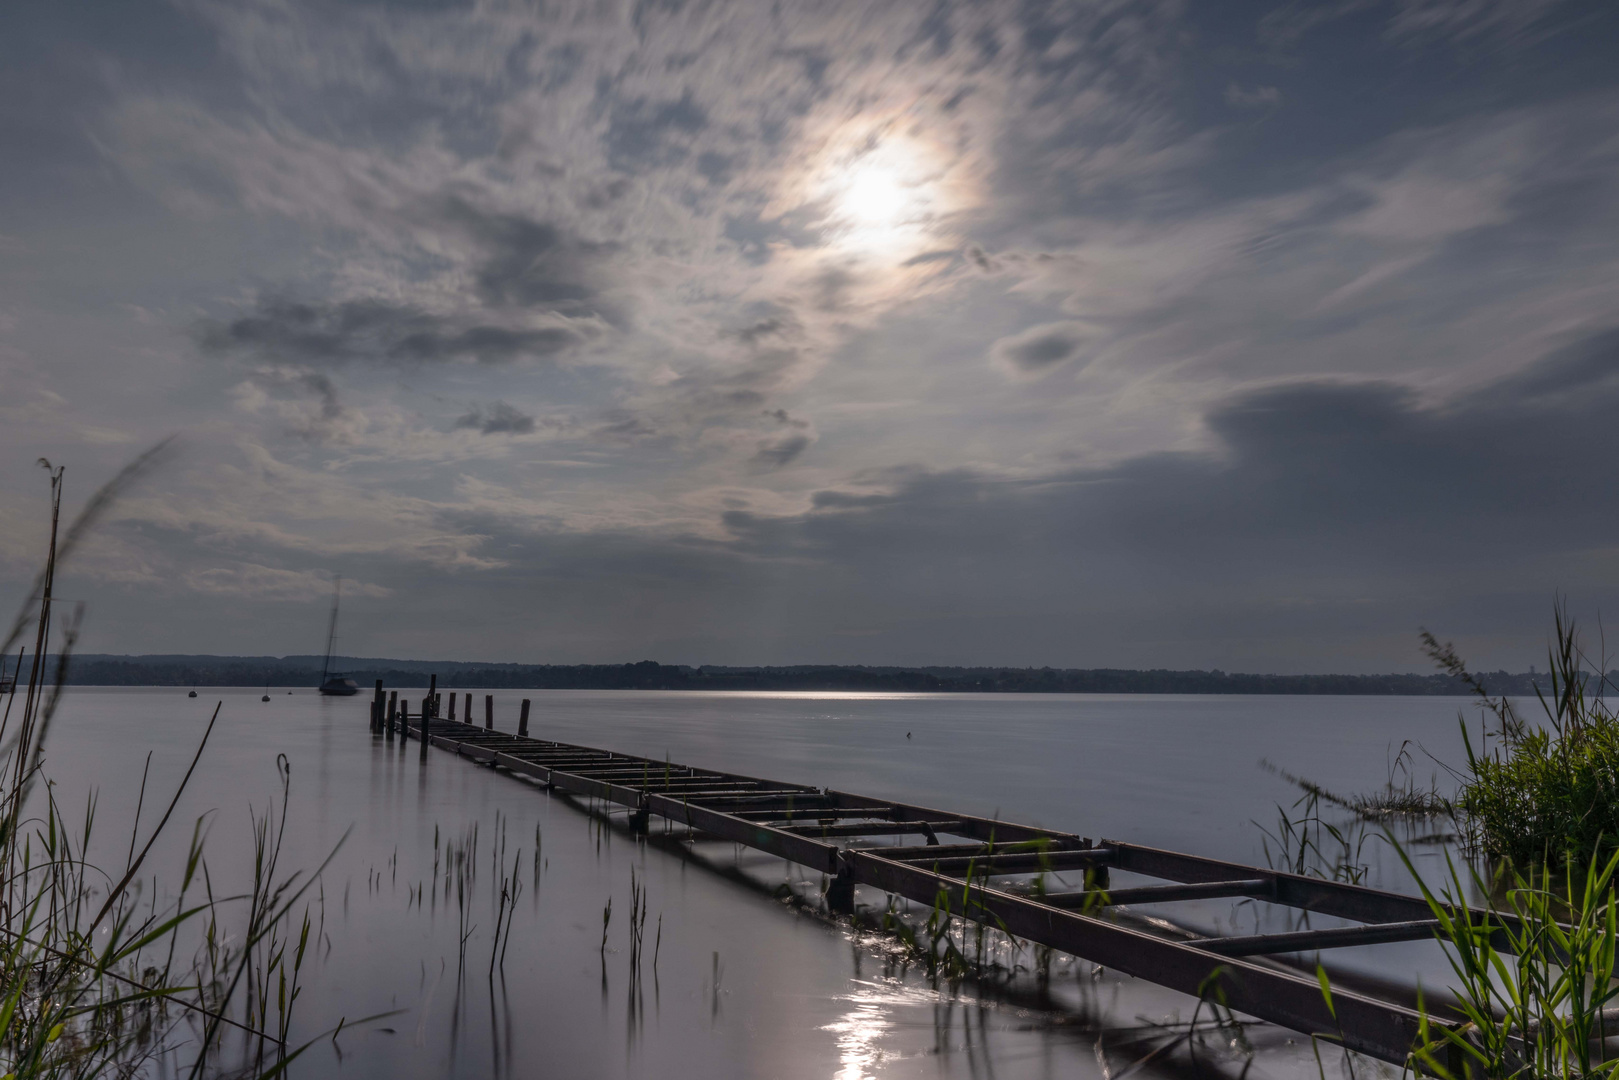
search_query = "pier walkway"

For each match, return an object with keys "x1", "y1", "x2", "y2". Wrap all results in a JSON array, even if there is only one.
[{"x1": 386, "y1": 702, "x2": 1478, "y2": 1068}]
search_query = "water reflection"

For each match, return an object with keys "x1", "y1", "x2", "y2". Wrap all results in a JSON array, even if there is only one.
[
  {"x1": 823, "y1": 982, "x2": 901, "y2": 1080},
  {"x1": 38, "y1": 687, "x2": 1479, "y2": 1079}
]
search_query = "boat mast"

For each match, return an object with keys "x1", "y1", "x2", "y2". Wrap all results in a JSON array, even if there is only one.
[{"x1": 321, "y1": 575, "x2": 342, "y2": 685}]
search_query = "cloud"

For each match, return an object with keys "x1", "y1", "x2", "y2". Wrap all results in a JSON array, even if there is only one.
[
  {"x1": 185, "y1": 563, "x2": 391, "y2": 601},
  {"x1": 1225, "y1": 83, "x2": 1281, "y2": 108},
  {"x1": 1385, "y1": 0, "x2": 1572, "y2": 45},
  {"x1": 700, "y1": 331, "x2": 1619, "y2": 665},
  {"x1": 8, "y1": 0, "x2": 1619, "y2": 669},
  {"x1": 753, "y1": 433, "x2": 810, "y2": 467},
  {"x1": 456, "y1": 402, "x2": 537, "y2": 436},
  {"x1": 437, "y1": 198, "x2": 619, "y2": 319},
  {"x1": 989, "y1": 321, "x2": 1095, "y2": 376},
  {"x1": 1258, "y1": 0, "x2": 1574, "y2": 51},
  {"x1": 198, "y1": 299, "x2": 583, "y2": 367}
]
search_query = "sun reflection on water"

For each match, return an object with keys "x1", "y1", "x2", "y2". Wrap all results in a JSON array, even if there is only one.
[
  {"x1": 823, "y1": 991, "x2": 894, "y2": 1080},
  {"x1": 821, "y1": 979, "x2": 942, "y2": 1080}
]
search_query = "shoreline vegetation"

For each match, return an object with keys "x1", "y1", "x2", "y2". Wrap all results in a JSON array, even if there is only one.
[
  {"x1": 1, "y1": 455, "x2": 367, "y2": 1077},
  {"x1": 43, "y1": 654, "x2": 1609, "y2": 695}
]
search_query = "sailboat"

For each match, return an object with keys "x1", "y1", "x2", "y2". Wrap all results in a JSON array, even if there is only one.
[{"x1": 318, "y1": 576, "x2": 360, "y2": 696}]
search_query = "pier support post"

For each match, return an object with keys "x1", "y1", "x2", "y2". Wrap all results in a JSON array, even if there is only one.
[
  {"x1": 518, "y1": 698, "x2": 531, "y2": 737},
  {"x1": 448, "y1": 693, "x2": 456, "y2": 721},
  {"x1": 372, "y1": 680, "x2": 384, "y2": 733},
  {"x1": 386, "y1": 691, "x2": 397, "y2": 739},
  {"x1": 464, "y1": 693, "x2": 472, "y2": 724},
  {"x1": 630, "y1": 795, "x2": 650, "y2": 833},
  {"x1": 484, "y1": 694, "x2": 493, "y2": 730},
  {"x1": 421, "y1": 675, "x2": 436, "y2": 762},
  {"x1": 826, "y1": 854, "x2": 856, "y2": 915}
]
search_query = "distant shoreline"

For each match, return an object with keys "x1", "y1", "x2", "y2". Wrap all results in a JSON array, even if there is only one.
[{"x1": 38, "y1": 655, "x2": 1604, "y2": 696}]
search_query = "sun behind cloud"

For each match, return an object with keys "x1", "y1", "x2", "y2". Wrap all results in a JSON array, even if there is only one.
[{"x1": 814, "y1": 131, "x2": 968, "y2": 258}]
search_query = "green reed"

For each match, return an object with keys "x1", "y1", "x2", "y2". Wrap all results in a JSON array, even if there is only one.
[
  {"x1": 1430, "y1": 604, "x2": 1619, "y2": 870},
  {"x1": 0, "y1": 455, "x2": 373, "y2": 1077},
  {"x1": 1397, "y1": 841, "x2": 1619, "y2": 1079}
]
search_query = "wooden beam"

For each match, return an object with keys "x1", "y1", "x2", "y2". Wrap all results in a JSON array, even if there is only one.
[
  {"x1": 1041, "y1": 878, "x2": 1272, "y2": 908},
  {"x1": 1195, "y1": 920, "x2": 1443, "y2": 957}
]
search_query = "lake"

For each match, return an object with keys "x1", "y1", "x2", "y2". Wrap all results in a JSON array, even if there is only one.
[{"x1": 37, "y1": 688, "x2": 1488, "y2": 1079}]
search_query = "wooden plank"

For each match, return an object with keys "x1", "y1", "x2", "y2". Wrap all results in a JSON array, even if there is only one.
[
  {"x1": 1041, "y1": 878, "x2": 1272, "y2": 909},
  {"x1": 739, "y1": 808, "x2": 899, "y2": 822},
  {"x1": 783, "y1": 820, "x2": 966, "y2": 838},
  {"x1": 1196, "y1": 920, "x2": 1443, "y2": 957},
  {"x1": 826, "y1": 789, "x2": 1086, "y2": 845},
  {"x1": 667, "y1": 795, "x2": 835, "y2": 813},
  {"x1": 645, "y1": 794, "x2": 840, "y2": 874},
  {"x1": 680, "y1": 788, "x2": 819, "y2": 801},
  {"x1": 1105, "y1": 841, "x2": 1525, "y2": 943},
  {"x1": 893, "y1": 849, "x2": 1114, "y2": 876},
  {"x1": 873, "y1": 839, "x2": 1084, "y2": 861}
]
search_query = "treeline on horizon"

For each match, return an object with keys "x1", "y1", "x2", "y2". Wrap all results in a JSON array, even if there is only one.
[{"x1": 38, "y1": 654, "x2": 1617, "y2": 696}]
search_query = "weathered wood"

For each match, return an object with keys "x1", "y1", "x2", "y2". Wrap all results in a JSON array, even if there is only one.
[
  {"x1": 1041, "y1": 878, "x2": 1272, "y2": 909},
  {"x1": 484, "y1": 694, "x2": 493, "y2": 729},
  {"x1": 518, "y1": 698, "x2": 530, "y2": 737},
  {"x1": 1105, "y1": 841, "x2": 1526, "y2": 944},
  {"x1": 874, "y1": 839, "x2": 1083, "y2": 861},
  {"x1": 421, "y1": 674, "x2": 435, "y2": 762},
  {"x1": 646, "y1": 794, "x2": 840, "y2": 874},
  {"x1": 825, "y1": 789, "x2": 1086, "y2": 845},
  {"x1": 447, "y1": 693, "x2": 457, "y2": 721},
  {"x1": 386, "y1": 691, "x2": 397, "y2": 738},
  {"x1": 1196, "y1": 920, "x2": 1444, "y2": 957},
  {"x1": 784, "y1": 820, "x2": 964, "y2": 838},
  {"x1": 894, "y1": 849, "x2": 1114, "y2": 876},
  {"x1": 740, "y1": 808, "x2": 901, "y2": 823}
]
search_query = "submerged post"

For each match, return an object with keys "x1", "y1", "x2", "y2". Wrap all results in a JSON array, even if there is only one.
[
  {"x1": 464, "y1": 693, "x2": 472, "y2": 724},
  {"x1": 421, "y1": 674, "x2": 436, "y2": 761},
  {"x1": 484, "y1": 694, "x2": 493, "y2": 730},
  {"x1": 518, "y1": 698, "x2": 531, "y2": 737},
  {"x1": 372, "y1": 680, "x2": 384, "y2": 733},
  {"x1": 386, "y1": 691, "x2": 398, "y2": 739},
  {"x1": 448, "y1": 693, "x2": 457, "y2": 721}
]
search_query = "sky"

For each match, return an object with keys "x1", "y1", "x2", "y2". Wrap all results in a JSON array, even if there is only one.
[{"x1": 2, "y1": 0, "x2": 1618, "y2": 672}]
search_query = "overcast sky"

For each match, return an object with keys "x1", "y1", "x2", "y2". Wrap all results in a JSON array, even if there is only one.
[{"x1": 3, "y1": 0, "x2": 1618, "y2": 672}]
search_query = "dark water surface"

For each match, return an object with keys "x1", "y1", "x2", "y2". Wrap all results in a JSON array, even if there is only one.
[{"x1": 39, "y1": 688, "x2": 1478, "y2": 1079}]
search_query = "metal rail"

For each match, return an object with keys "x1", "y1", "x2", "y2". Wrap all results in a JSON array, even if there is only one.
[{"x1": 397, "y1": 713, "x2": 1473, "y2": 1067}]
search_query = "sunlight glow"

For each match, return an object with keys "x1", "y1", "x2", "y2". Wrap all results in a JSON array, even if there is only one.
[
  {"x1": 818, "y1": 135, "x2": 956, "y2": 256},
  {"x1": 840, "y1": 164, "x2": 911, "y2": 227}
]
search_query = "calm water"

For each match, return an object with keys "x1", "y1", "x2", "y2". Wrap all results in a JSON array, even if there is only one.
[{"x1": 37, "y1": 688, "x2": 1485, "y2": 1080}]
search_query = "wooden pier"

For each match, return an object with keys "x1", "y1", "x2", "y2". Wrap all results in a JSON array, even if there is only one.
[{"x1": 383, "y1": 698, "x2": 1483, "y2": 1069}]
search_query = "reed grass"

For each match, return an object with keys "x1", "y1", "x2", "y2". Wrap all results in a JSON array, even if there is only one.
[
  {"x1": 1429, "y1": 605, "x2": 1619, "y2": 869},
  {"x1": 0, "y1": 456, "x2": 373, "y2": 1077},
  {"x1": 1398, "y1": 841, "x2": 1619, "y2": 1079}
]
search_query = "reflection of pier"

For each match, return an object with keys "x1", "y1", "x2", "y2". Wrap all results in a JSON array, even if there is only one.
[{"x1": 378, "y1": 691, "x2": 1477, "y2": 1069}]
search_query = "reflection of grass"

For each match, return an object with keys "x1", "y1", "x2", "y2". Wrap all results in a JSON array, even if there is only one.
[
  {"x1": 0, "y1": 457, "x2": 372, "y2": 1077},
  {"x1": 1262, "y1": 744, "x2": 1452, "y2": 823},
  {"x1": 1430, "y1": 605, "x2": 1619, "y2": 869}
]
